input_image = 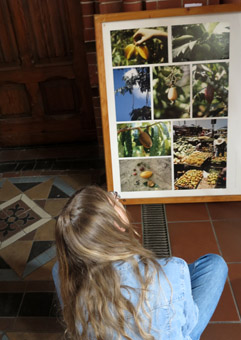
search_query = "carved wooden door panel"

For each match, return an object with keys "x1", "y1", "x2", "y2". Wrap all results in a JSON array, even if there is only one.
[{"x1": 0, "y1": 0, "x2": 96, "y2": 146}]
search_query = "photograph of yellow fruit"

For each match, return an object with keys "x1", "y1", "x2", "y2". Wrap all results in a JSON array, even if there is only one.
[
  {"x1": 119, "y1": 159, "x2": 172, "y2": 192},
  {"x1": 175, "y1": 170, "x2": 203, "y2": 190},
  {"x1": 173, "y1": 119, "x2": 227, "y2": 190},
  {"x1": 111, "y1": 27, "x2": 168, "y2": 66},
  {"x1": 153, "y1": 65, "x2": 190, "y2": 119}
]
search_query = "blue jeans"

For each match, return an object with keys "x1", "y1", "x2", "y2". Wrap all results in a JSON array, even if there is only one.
[{"x1": 188, "y1": 254, "x2": 228, "y2": 340}]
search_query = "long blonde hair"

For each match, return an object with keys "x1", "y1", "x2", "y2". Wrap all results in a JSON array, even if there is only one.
[{"x1": 55, "y1": 186, "x2": 162, "y2": 339}]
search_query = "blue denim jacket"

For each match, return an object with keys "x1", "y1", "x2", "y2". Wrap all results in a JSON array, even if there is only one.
[
  {"x1": 52, "y1": 256, "x2": 198, "y2": 339},
  {"x1": 112, "y1": 256, "x2": 199, "y2": 339}
]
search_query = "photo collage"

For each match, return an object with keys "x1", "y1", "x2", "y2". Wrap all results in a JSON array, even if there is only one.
[{"x1": 111, "y1": 22, "x2": 229, "y2": 192}]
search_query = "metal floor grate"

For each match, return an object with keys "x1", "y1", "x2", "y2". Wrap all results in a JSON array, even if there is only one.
[{"x1": 142, "y1": 204, "x2": 171, "y2": 258}]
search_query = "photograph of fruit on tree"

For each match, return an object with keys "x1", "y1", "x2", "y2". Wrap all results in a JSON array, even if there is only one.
[
  {"x1": 117, "y1": 121, "x2": 171, "y2": 157},
  {"x1": 192, "y1": 62, "x2": 229, "y2": 118},
  {"x1": 119, "y1": 158, "x2": 172, "y2": 192},
  {"x1": 173, "y1": 119, "x2": 227, "y2": 190},
  {"x1": 111, "y1": 27, "x2": 168, "y2": 66},
  {"x1": 114, "y1": 67, "x2": 151, "y2": 121},
  {"x1": 172, "y1": 22, "x2": 230, "y2": 62},
  {"x1": 153, "y1": 65, "x2": 190, "y2": 119}
]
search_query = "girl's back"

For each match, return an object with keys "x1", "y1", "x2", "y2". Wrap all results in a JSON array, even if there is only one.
[{"x1": 114, "y1": 256, "x2": 198, "y2": 340}]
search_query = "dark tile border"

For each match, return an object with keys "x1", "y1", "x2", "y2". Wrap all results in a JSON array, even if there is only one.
[
  {"x1": 0, "y1": 293, "x2": 23, "y2": 317},
  {"x1": 0, "y1": 158, "x2": 105, "y2": 173}
]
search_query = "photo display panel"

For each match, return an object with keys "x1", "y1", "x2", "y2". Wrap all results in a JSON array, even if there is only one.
[{"x1": 96, "y1": 5, "x2": 241, "y2": 202}]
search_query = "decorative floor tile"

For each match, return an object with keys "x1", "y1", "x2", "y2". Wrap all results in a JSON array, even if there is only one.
[
  {"x1": 33, "y1": 200, "x2": 46, "y2": 209},
  {"x1": 7, "y1": 177, "x2": 51, "y2": 184},
  {"x1": 0, "y1": 257, "x2": 11, "y2": 269},
  {"x1": 0, "y1": 241, "x2": 32, "y2": 277},
  {"x1": 24, "y1": 179, "x2": 54, "y2": 200},
  {"x1": 27, "y1": 241, "x2": 54, "y2": 263},
  {"x1": 48, "y1": 185, "x2": 69, "y2": 198},
  {"x1": 0, "y1": 257, "x2": 21, "y2": 281},
  {"x1": 0, "y1": 219, "x2": 25, "y2": 248},
  {"x1": 24, "y1": 258, "x2": 56, "y2": 281},
  {"x1": 53, "y1": 177, "x2": 76, "y2": 196},
  {"x1": 58, "y1": 174, "x2": 92, "y2": 190},
  {"x1": 0, "y1": 181, "x2": 21, "y2": 201},
  {"x1": 0, "y1": 239, "x2": 56, "y2": 280},
  {"x1": 44, "y1": 199, "x2": 68, "y2": 217},
  {"x1": 22, "y1": 258, "x2": 44, "y2": 279},
  {"x1": 0, "y1": 268, "x2": 21, "y2": 281},
  {"x1": 21, "y1": 230, "x2": 36, "y2": 241},
  {"x1": 15, "y1": 210, "x2": 41, "y2": 230},
  {"x1": 0, "y1": 171, "x2": 89, "y2": 334},
  {"x1": 48, "y1": 186, "x2": 70, "y2": 199},
  {"x1": 34, "y1": 220, "x2": 55, "y2": 241},
  {"x1": 14, "y1": 182, "x2": 41, "y2": 192},
  {"x1": 3, "y1": 199, "x2": 31, "y2": 217},
  {"x1": 0, "y1": 175, "x2": 78, "y2": 281},
  {"x1": 0, "y1": 194, "x2": 51, "y2": 250}
]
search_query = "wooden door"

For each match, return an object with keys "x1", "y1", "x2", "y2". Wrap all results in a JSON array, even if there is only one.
[{"x1": 0, "y1": 0, "x2": 96, "y2": 147}]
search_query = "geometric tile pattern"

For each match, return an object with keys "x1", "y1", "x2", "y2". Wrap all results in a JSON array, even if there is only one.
[
  {"x1": 0, "y1": 194, "x2": 51, "y2": 249},
  {"x1": 22, "y1": 242, "x2": 56, "y2": 279},
  {"x1": 0, "y1": 161, "x2": 104, "y2": 339},
  {"x1": 0, "y1": 174, "x2": 88, "y2": 281}
]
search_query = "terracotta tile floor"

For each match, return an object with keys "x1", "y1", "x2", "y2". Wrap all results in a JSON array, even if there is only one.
[
  {"x1": 166, "y1": 202, "x2": 241, "y2": 340},
  {"x1": 0, "y1": 172, "x2": 241, "y2": 339}
]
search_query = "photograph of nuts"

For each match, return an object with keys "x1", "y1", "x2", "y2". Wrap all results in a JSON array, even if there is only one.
[
  {"x1": 119, "y1": 159, "x2": 172, "y2": 192},
  {"x1": 117, "y1": 122, "x2": 171, "y2": 158}
]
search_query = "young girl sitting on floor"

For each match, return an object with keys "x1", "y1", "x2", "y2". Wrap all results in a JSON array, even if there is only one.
[{"x1": 53, "y1": 186, "x2": 227, "y2": 340}]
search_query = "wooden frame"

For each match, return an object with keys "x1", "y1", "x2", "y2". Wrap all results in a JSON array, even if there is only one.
[{"x1": 95, "y1": 4, "x2": 241, "y2": 204}]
